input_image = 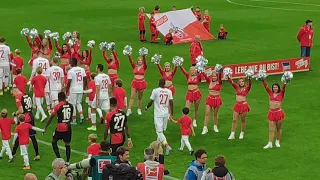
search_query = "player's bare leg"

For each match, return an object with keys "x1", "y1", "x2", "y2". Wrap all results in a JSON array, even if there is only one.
[
  {"x1": 264, "y1": 121, "x2": 276, "y2": 149},
  {"x1": 228, "y1": 112, "x2": 239, "y2": 140},
  {"x1": 127, "y1": 88, "x2": 137, "y2": 116},
  {"x1": 201, "y1": 105, "x2": 211, "y2": 134},
  {"x1": 137, "y1": 90, "x2": 144, "y2": 115}
]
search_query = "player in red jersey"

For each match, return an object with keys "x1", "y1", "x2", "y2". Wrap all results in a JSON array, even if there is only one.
[
  {"x1": 80, "y1": 48, "x2": 92, "y2": 66},
  {"x1": 201, "y1": 71, "x2": 223, "y2": 135},
  {"x1": 13, "y1": 69, "x2": 28, "y2": 94},
  {"x1": 126, "y1": 53, "x2": 147, "y2": 116},
  {"x1": 180, "y1": 66, "x2": 203, "y2": 127},
  {"x1": 87, "y1": 134, "x2": 100, "y2": 158},
  {"x1": 31, "y1": 67, "x2": 48, "y2": 122},
  {"x1": 149, "y1": 12, "x2": 157, "y2": 43},
  {"x1": 138, "y1": 7, "x2": 146, "y2": 42},
  {"x1": 44, "y1": 92, "x2": 74, "y2": 164},
  {"x1": 227, "y1": 77, "x2": 252, "y2": 140},
  {"x1": 113, "y1": 79, "x2": 127, "y2": 111},
  {"x1": 13, "y1": 114, "x2": 44, "y2": 170},
  {"x1": 164, "y1": 29, "x2": 174, "y2": 45},
  {"x1": 218, "y1": 24, "x2": 228, "y2": 40},
  {"x1": 40, "y1": 37, "x2": 53, "y2": 60},
  {"x1": 102, "y1": 49, "x2": 120, "y2": 87},
  {"x1": 194, "y1": 7, "x2": 202, "y2": 21},
  {"x1": 262, "y1": 80, "x2": 287, "y2": 149},
  {"x1": 54, "y1": 39, "x2": 72, "y2": 75},
  {"x1": 189, "y1": 35, "x2": 204, "y2": 66},
  {"x1": 12, "y1": 49, "x2": 24, "y2": 80},
  {"x1": 202, "y1": 9, "x2": 211, "y2": 32},
  {"x1": 104, "y1": 97, "x2": 133, "y2": 155},
  {"x1": 137, "y1": 148, "x2": 165, "y2": 180},
  {"x1": 23, "y1": 34, "x2": 42, "y2": 66},
  {"x1": 11, "y1": 88, "x2": 41, "y2": 161},
  {"x1": 0, "y1": 109, "x2": 15, "y2": 162},
  {"x1": 84, "y1": 73, "x2": 98, "y2": 131},
  {"x1": 154, "y1": 5, "x2": 160, "y2": 41},
  {"x1": 156, "y1": 62, "x2": 177, "y2": 95}
]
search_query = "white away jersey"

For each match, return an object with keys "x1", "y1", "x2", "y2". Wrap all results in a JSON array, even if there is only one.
[
  {"x1": 46, "y1": 66, "x2": 64, "y2": 91},
  {"x1": 67, "y1": 66, "x2": 86, "y2": 93},
  {"x1": 0, "y1": 44, "x2": 11, "y2": 67},
  {"x1": 150, "y1": 87, "x2": 173, "y2": 117},
  {"x1": 94, "y1": 73, "x2": 111, "y2": 99},
  {"x1": 32, "y1": 57, "x2": 50, "y2": 74}
]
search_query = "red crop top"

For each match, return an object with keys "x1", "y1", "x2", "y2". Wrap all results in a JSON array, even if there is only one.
[
  {"x1": 180, "y1": 66, "x2": 201, "y2": 85},
  {"x1": 55, "y1": 40, "x2": 71, "y2": 59},
  {"x1": 128, "y1": 56, "x2": 147, "y2": 75},
  {"x1": 228, "y1": 78, "x2": 252, "y2": 96},
  {"x1": 80, "y1": 48, "x2": 92, "y2": 66},
  {"x1": 157, "y1": 64, "x2": 177, "y2": 81},
  {"x1": 40, "y1": 38, "x2": 52, "y2": 56},
  {"x1": 203, "y1": 72, "x2": 222, "y2": 91},
  {"x1": 26, "y1": 36, "x2": 41, "y2": 57},
  {"x1": 103, "y1": 51, "x2": 120, "y2": 70},
  {"x1": 262, "y1": 80, "x2": 286, "y2": 102}
]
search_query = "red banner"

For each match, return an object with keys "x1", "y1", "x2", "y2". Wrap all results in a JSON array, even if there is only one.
[{"x1": 204, "y1": 57, "x2": 310, "y2": 79}]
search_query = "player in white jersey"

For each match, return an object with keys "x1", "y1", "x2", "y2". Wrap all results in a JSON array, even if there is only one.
[
  {"x1": 145, "y1": 79, "x2": 174, "y2": 155},
  {"x1": 94, "y1": 64, "x2": 111, "y2": 123},
  {"x1": 30, "y1": 51, "x2": 51, "y2": 112},
  {"x1": 46, "y1": 57, "x2": 64, "y2": 107},
  {"x1": 0, "y1": 38, "x2": 11, "y2": 95},
  {"x1": 66, "y1": 58, "x2": 87, "y2": 125}
]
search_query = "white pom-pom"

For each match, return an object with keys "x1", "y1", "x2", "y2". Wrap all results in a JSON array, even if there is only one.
[
  {"x1": 44, "y1": 30, "x2": 51, "y2": 38},
  {"x1": 215, "y1": 64, "x2": 223, "y2": 72},
  {"x1": 87, "y1": 40, "x2": 95, "y2": 48},
  {"x1": 172, "y1": 56, "x2": 184, "y2": 66},
  {"x1": 195, "y1": 56, "x2": 208, "y2": 73},
  {"x1": 281, "y1": 71, "x2": 293, "y2": 84},
  {"x1": 99, "y1": 42, "x2": 108, "y2": 51},
  {"x1": 245, "y1": 69, "x2": 254, "y2": 79},
  {"x1": 151, "y1": 54, "x2": 162, "y2": 65},
  {"x1": 223, "y1": 67, "x2": 233, "y2": 78},
  {"x1": 123, "y1": 45, "x2": 132, "y2": 56},
  {"x1": 255, "y1": 70, "x2": 267, "y2": 81},
  {"x1": 205, "y1": 68, "x2": 214, "y2": 76},
  {"x1": 54, "y1": 52, "x2": 60, "y2": 58},
  {"x1": 62, "y1": 32, "x2": 72, "y2": 40},
  {"x1": 29, "y1": 28, "x2": 38, "y2": 38},
  {"x1": 20, "y1": 28, "x2": 29, "y2": 36},
  {"x1": 68, "y1": 39, "x2": 74, "y2": 46},
  {"x1": 107, "y1": 42, "x2": 115, "y2": 51},
  {"x1": 50, "y1": 32, "x2": 59, "y2": 41},
  {"x1": 138, "y1": 47, "x2": 148, "y2": 56}
]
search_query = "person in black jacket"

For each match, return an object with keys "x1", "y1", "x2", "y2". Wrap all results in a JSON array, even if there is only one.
[
  {"x1": 201, "y1": 155, "x2": 235, "y2": 180},
  {"x1": 149, "y1": 141, "x2": 169, "y2": 175}
]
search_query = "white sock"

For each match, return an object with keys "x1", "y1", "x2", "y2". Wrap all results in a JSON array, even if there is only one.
[
  {"x1": 37, "y1": 105, "x2": 46, "y2": 117},
  {"x1": 96, "y1": 108, "x2": 103, "y2": 118},
  {"x1": 45, "y1": 94, "x2": 51, "y2": 109},
  {"x1": 184, "y1": 139, "x2": 192, "y2": 151},
  {"x1": 0, "y1": 78, "x2": 3, "y2": 90},
  {"x1": 156, "y1": 132, "x2": 167, "y2": 146},
  {"x1": 230, "y1": 132, "x2": 235, "y2": 136},
  {"x1": 23, "y1": 155, "x2": 30, "y2": 166},
  {"x1": 91, "y1": 113, "x2": 96, "y2": 126},
  {"x1": 0, "y1": 146, "x2": 5, "y2": 156},
  {"x1": 6, "y1": 147, "x2": 13, "y2": 159},
  {"x1": 3, "y1": 76, "x2": 8, "y2": 87},
  {"x1": 180, "y1": 137, "x2": 185, "y2": 150},
  {"x1": 72, "y1": 105, "x2": 76, "y2": 117},
  {"x1": 88, "y1": 107, "x2": 91, "y2": 118},
  {"x1": 76, "y1": 104, "x2": 83, "y2": 114}
]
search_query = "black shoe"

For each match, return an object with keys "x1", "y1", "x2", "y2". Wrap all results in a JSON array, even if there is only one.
[
  {"x1": 8, "y1": 158, "x2": 14, "y2": 163},
  {"x1": 190, "y1": 150, "x2": 194, "y2": 155},
  {"x1": 100, "y1": 118, "x2": 104, "y2": 124},
  {"x1": 164, "y1": 170, "x2": 170, "y2": 175}
]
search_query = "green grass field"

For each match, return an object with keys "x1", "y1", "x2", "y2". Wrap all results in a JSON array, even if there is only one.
[{"x1": 0, "y1": 0, "x2": 320, "y2": 179}]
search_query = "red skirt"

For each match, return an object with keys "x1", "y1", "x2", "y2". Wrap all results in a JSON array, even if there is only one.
[
  {"x1": 131, "y1": 78, "x2": 147, "y2": 90},
  {"x1": 165, "y1": 85, "x2": 176, "y2": 96},
  {"x1": 109, "y1": 74, "x2": 119, "y2": 87},
  {"x1": 268, "y1": 108, "x2": 285, "y2": 121},
  {"x1": 205, "y1": 95, "x2": 222, "y2": 108},
  {"x1": 186, "y1": 89, "x2": 202, "y2": 102},
  {"x1": 233, "y1": 101, "x2": 250, "y2": 114}
]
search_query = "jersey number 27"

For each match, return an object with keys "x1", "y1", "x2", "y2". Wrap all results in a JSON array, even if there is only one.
[{"x1": 114, "y1": 115, "x2": 125, "y2": 131}]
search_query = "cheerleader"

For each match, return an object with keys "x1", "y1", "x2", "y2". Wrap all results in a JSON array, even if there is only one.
[
  {"x1": 72, "y1": 31, "x2": 82, "y2": 52},
  {"x1": 24, "y1": 35, "x2": 42, "y2": 66},
  {"x1": 40, "y1": 37, "x2": 52, "y2": 60},
  {"x1": 201, "y1": 71, "x2": 223, "y2": 134},
  {"x1": 227, "y1": 77, "x2": 252, "y2": 140},
  {"x1": 262, "y1": 80, "x2": 286, "y2": 149},
  {"x1": 180, "y1": 66, "x2": 202, "y2": 127},
  {"x1": 102, "y1": 49, "x2": 120, "y2": 87},
  {"x1": 156, "y1": 62, "x2": 177, "y2": 95},
  {"x1": 80, "y1": 48, "x2": 92, "y2": 66},
  {"x1": 54, "y1": 39, "x2": 71, "y2": 75},
  {"x1": 126, "y1": 54, "x2": 147, "y2": 116}
]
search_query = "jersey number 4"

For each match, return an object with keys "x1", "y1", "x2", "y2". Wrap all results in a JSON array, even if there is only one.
[
  {"x1": 159, "y1": 94, "x2": 168, "y2": 105},
  {"x1": 114, "y1": 115, "x2": 125, "y2": 131}
]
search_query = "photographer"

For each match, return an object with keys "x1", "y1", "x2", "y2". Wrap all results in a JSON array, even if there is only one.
[
  {"x1": 45, "y1": 158, "x2": 69, "y2": 180},
  {"x1": 137, "y1": 148, "x2": 164, "y2": 180},
  {"x1": 201, "y1": 155, "x2": 235, "y2": 180}
]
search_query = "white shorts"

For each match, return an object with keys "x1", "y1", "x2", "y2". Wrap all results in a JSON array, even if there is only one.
[
  {"x1": 2, "y1": 140, "x2": 10, "y2": 149},
  {"x1": 45, "y1": 83, "x2": 50, "y2": 93},
  {"x1": 69, "y1": 93, "x2": 83, "y2": 105},
  {"x1": 35, "y1": 97, "x2": 43, "y2": 106},
  {"x1": 0, "y1": 67, "x2": 4, "y2": 78},
  {"x1": 88, "y1": 96, "x2": 97, "y2": 108},
  {"x1": 20, "y1": 145, "x2": 28, "y2": 156},
  {"x1": 154, "y1": 116, "x2": 169, "y2": 132},
  {"x1": 98, "y1": 99, "x2": 110, "y2": 111},
  {"x1": 50, "y1": 91, "x2": 60, "y2": 101}
]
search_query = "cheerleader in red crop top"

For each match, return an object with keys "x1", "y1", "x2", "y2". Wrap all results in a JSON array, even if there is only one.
[
  {"x1": 40, "y1": 37, "x2": 52, "y2": 60},
  {"x1": 180, "y1": 66, "x2": 202, "y2": 127},
  {"x1": 156, "y1": 62, "x2": 177, "y2": 95},
  {"x1": 201, "y1": 71, "x2": 223, "y2": 135},
  {"x1": 80, "y1": 48, "x2": 92, "y2": 67},
  {"x1": 103, "y1": 49, "x2": 120, "y2": 87},
  {"x1": 25, "y1": 35, "x2": 42, "y2": 66},
  {"x1": 262, "y1": 80, "x2": 286, "y2": 149},
  {"x1": 227, "y1": 77, "x2": 252, "y2": 140},
  {"x1": 54, "y1": 39, "x2": 72, "y2": 75},
  {"x1": 126, "y1": 54, "x2": 147, "y2": 116}
]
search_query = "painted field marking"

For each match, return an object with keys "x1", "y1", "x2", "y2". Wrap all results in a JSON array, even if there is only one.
[{"x1": 249, "y1": 0, "x2": 320, "y2": 7}]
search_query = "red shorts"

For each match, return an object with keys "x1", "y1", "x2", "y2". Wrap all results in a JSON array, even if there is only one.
[
  {"x1": 268, "y1": 108, "x2": 285, "y2": 121},
  {"x1": 150, "y1": 27, "x2": 157, "y2": 34},
  {"x1": 109, "y1": 74, "x2": 119, "y2": 87},
  {"x1": 205, "y1": 95, "x2": 222, "y2": 108},
  {"x1": 131, "y1": 78, "x2": 147, "y2": 90},
  {"x1": 165, "y1": 85, "x2": 176, "y2": 96},
  {"x1": 186, "y1": 89, "x2": 202, "y2": 102},
  {"x1": 139, "y1": 23, "x2": 145, "y2": 31},
  {"x1": 233, "y1": 101, "x2": 250, "y2": 114}
]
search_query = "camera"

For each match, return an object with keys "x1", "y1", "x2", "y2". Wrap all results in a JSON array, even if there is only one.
[{"x1": 68, "y1": 158, "x2": 97, "y2": 170}]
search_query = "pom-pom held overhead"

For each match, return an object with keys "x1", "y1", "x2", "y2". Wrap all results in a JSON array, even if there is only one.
[
  {"x1": 215, "y1": 64, "x2": 223, "y2": 73},
  {"x1": 44, "y1": 30, "x2": 51, "y2": 38},
  {"x1": 54, "y1": 52, "x2": 60, "y2": 58},
  {"x1": 99, "y1": 42, "x2": 108, "y2": 51},
  {"x1": 172, "y1": 56, "x2": 184, "y2": 66},
  {"x1": 255, "y1": 69, "x2": 267, "y2": 81},
  {"x1": 87, "y1": 40, "x2": 95, "y2": 48},
  {"x1": 205, "y1": 68, "x2": 214, "y2": 76},
  {"x1": 68, "y1": 39, "x2": 74, "y2": 46},
  {"x1": 151, "y1": 54, "x2": 162, "y2": 65},
  {"x1": 107, "y1": 42, "x2": 115, "y2": 51},
  {"x1": 62, "y1": 32, "x2": 72, "y2": 40},
  {"x1": 195, "y1": 55, "x2": 208, "y2": 73},
  {"x1": 281, "y1": 71, "x2": 293, "y2": 84},
  {"x1": 49, "y1": 32, "x2": 59, "y2": 41},
  {"x1": 223, "y1": 67, "x2": 233, "y2": 78},
  {"x1": 20, "y1": 28, "x2": 30, "y2": 36},
  {"x1": 123, "y1": 45, "x2": 133, "y2": 56},
  {"x1": 245, "y1": 69, "x2": 254, "y2": 79},
  {"x1": 29, "y1": 28, "x2": 38, "y2": 38},
  {"x1": 138, "y1": 47, "x2": 148, "y2": 56}
]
